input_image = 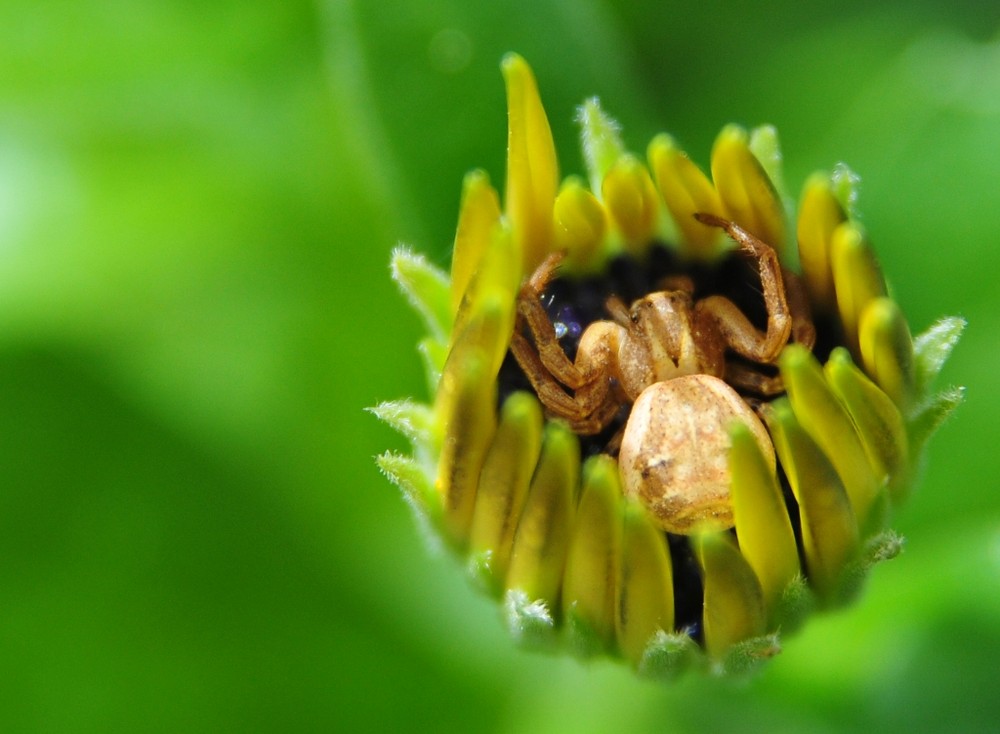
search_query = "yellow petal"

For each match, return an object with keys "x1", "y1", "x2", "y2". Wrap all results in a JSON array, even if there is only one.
[
  {"x1": 728, "y1": 422, "x2": 800, "y2": 622},
  {"x1": 553, "y1": 176, "x2": 609, "y2": 272},
  {"x1": 859, "y1": 297, "x2": 915, "y2": 411},
  {"x1": 648, "y1": 133, "x2": 726, "y2": 260},
  {"x1": 765, "y1": 399, "x2": 859, "y2": 601},
  {"x1": 601, "y1": 154, "x2": 660, "y2": 256},
  {"x1": 450, "y1": 170, "x2": 502, "y2": 315},
  {"x1": 824, "y1": 347, "x2": 910, "y2": 502},
  {"x1": 433, "y1": 345, "x2": 497, "y2": 548},
  {"x1": 502, "y1": 53, "x2": 559, "y2": 274},
  {"x1": 506, "y1": 422, "x2": 580, "y2": 609},
  {"x1": 711, "y1": 124, "x2": 786, "y2": 256},
  {"x1": 796, "y1": 172, "x2": 846, "y2": 313},
  {"x1": 617, "y1": 499, "x2": 675, "y2": 668},
  {"x1": 780, "y1": 344, "x2": 881, "y2": 526},
  {"x1": 562, "y1": 455, "x2": 622, "y2": 652},
  {"x1": 449, "y1": 226, "x2": 519, "y2": 380},
  {"x1": 830, "y1": 221, "x2": 887, "y2": 356},
  {"x1": 693, "y1": 530, "x2": 766, "y2": 661},
  {"x1": 468, "y1": 392, "x2": 544, "y2": 591}
]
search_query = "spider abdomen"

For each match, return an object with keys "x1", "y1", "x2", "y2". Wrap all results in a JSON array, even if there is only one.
[{"x1": 619, "y1": 374, "x2": 775, "y2": 535}]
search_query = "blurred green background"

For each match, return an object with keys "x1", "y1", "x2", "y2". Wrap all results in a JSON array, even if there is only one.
[{"x1": 1, "y1": 1, "x2": 997, "y2": 731}]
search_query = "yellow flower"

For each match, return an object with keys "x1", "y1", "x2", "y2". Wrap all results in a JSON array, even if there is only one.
[{"x1": 374, "y1": 54, "x2": 964, "y2": 677}]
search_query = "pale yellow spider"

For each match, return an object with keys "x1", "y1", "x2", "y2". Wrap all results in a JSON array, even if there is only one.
[{"x1": 510, "y1": 214, "x2": 815, "y2": 533}]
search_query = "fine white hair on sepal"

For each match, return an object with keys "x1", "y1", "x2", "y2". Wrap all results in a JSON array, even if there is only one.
[{"x1": 503, "y1": 589, "x2": 555, "y2": 648}]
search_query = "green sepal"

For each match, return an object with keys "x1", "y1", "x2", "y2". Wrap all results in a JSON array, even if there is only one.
[
  {"x1": 577, "y1": 97, "x2": 626, "y2": 196},
  {"x1": 771, "y1": 575, "x2": 816, "y2": 635},
  {"x1": 909, "y1": 386, "x2": 966, "y2": 459},
  {"x1": 417, "y1": 336, "x2": 447, "y2": 396},
  {"x1": 830, "y1": 162, "x2": 861, "y2": 218},
  {"x1": 503, "y1": 589, "x2": 557, "y2": 651},
  {"x1": 912, "y1": 316, "x2": 966, "y2": 397},
  {"x1": 390, "y1": 246, "x2": 452, "y2": 342},
  {"x1": 564, "y1": 604, "x2": 608, "y2": 660},
  {"x1": 718, "y1": 633, "x2": 782, "y2": 678},
  {"x1": 637, "y1": 631, "x2": 703, "y2": 680},
  {"x1": 748, "y1": 125, "x2": 788, "y2": 204},
  {"x1": 837, "y1": 529, "x2": 905, "y2": 605},
  {"x1": 368, "y1": 399, "x2": 434, "y2": 446},
  {"x1": 375, "y1": 451, "x2": 441, "y2": 546}
]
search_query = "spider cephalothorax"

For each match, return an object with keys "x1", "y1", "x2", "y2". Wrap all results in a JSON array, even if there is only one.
[{"x1": 510, "y1": 214, "x2": 816, "y2": 534}]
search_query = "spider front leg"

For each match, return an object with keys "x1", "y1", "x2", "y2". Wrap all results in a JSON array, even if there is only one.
[
  {"x1": 692, "y1": 213, "x2": 792, "y2": 364},
  {"x1": 510, "y1": 257, "x2": 624, "y2": 434}
]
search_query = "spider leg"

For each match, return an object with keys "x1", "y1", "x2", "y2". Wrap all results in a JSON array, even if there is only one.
[
  {"x1": 511, "y1": 252, "x2": 630, "y2": 435},
  {"x1": 509, "y1": 331, "x2": 621, "y2": 434},
  {"x1": 514, "y1": 253, "x2": 590, "y2": 389},
  {"x1": 692, "y1": 213, "x2": 792, "y2": 364},
  {"x1": 566, "y1": 394, "x2": 624, "y2": 436},
  {"x1": 724, "y1": 360, "x2": 786, "y2": 396},
  {"x1": 782, "y1": 267, "x2": 816, "y2": 349}
]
